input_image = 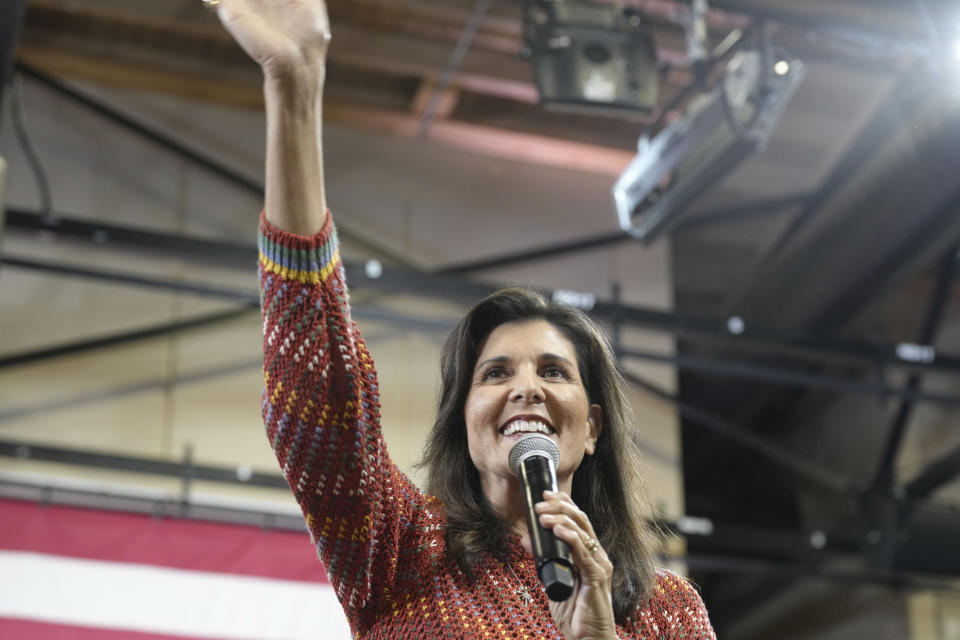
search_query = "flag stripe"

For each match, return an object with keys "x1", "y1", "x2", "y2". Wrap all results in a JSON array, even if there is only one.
[
  {"x1": 0, "y1": 498, "x2": 326, "y2": 584},
  {"x1": 0, "y1": 617, "x2": 239, "y2": 640},
  {"x1": 0, "y1": 551, "x2": 351, "y2": 640}
]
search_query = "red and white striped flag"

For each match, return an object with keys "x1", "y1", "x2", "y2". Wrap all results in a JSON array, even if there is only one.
[{"x1": 0, "y1": 498, "x2": 351, "y2": 640}]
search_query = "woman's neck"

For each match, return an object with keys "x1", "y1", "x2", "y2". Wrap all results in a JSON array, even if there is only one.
[{"x1": 482, "y1": 473, "x2": 573, "y2": 556}]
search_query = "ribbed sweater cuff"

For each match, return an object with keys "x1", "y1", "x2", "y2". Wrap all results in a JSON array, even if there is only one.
[{"x1": 257, "y1": 211, "x2": 339, "y2": 282}]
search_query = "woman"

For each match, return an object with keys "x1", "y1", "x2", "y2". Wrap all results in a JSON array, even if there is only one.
[{"x1": 215, "y1": 0, "x2": 716, "y2": 637}]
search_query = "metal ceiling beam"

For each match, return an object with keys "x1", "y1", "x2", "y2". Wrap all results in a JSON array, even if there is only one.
[
  {"x1": 622, "y1": 348, "x2": 960, "y2": 408},
  {"x1": 2, "y1": 256, "x2": 260, "y2": 302},
  {"x1": 869, "y1": 243, "x2": 958, "y2": 493},
  {"x1": 7, "y1": 238, "x2": 960, "y2": 377},
  {"x1": 0, "y1": 358, "x2": 263, "y2": 423},
  {"x1": 725, "y1": 60, "x2": 960, "y2": 338},
  {"x1": 0, "y1": 305, "x2": 455, "y2": 424},
  {"x1": 756, "y1": 63, "x2": 932, "y2": 267},
  {"x1": 685, "y1": 552, "x2": 960, "y2": 591},
  {"x1": 677, "y1": 192, "x2": 812, "y2": 229},
  {"x1": 437, "y1": 192, "x2": 813, "y2": 275},
  {"x1": 14, "y1": 64, "x2": 418, "y2": 267},
  {"x1": 6, "y1": 207, "x2": 255, "y2": 267},
  {"x1": 0, "y1": 478, "x2": 307, "y2": 532},
  {"x1": 625, "y1": 371, "x2": 852, "y2": 494},
  {"x1": 16, "y1": 62, "x2": 263, "y2": 193},
  {"x1": 437, "y1": 229, "x2": 627, "y2": 275},
  {"x1": 0, "y1": 439, "x2": 286, "y2": 489},
  {"x1": 904, "y1": 444, "x2": 960, "y2": 505},
  {"x1": 0, "y1": 305, "x2": 257, "y2": 370},
  {"x1": 606, "y1": 297, "x2": 960, "y2": 376},
  {"x1": 707, "y1": 0, "x2": 931, "y2": 54}
]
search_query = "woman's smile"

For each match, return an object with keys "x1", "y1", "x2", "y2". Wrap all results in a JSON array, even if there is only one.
[
  {"x1": 499, "y1": 415, "x2": 555, "y2": 438},
  {"x1": 464, "y1": 319, "x2": 602, "y2": 496}
]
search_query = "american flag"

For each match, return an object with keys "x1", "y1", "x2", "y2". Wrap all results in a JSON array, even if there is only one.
[{"x1": 0, "y1": 498, "x2": 350, "y2": 640}]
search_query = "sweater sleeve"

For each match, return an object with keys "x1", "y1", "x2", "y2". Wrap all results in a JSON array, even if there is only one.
[
  {"x1": 257, "y1": 211, "x2": 430, "y2": 627},
  {"x1": 629, "y1": 569, "x2": 717, "y2": 639}
]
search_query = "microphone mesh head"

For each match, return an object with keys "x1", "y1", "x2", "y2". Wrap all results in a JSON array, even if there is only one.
[{"x1": 508, "y1": 434, "x2": 560, "y2": 476}]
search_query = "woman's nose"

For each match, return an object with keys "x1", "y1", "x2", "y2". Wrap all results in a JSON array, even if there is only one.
[{"x1": 510, "y1": 368, "x2": 544, "y2": 403}]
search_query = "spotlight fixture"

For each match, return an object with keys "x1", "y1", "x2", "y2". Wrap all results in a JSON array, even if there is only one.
[
  {"x1": 613, "y1": 50, "x2": 806, "y2": 243},
  {"x1": 774, "y1": 60, "x2": 790, "y2": 76},
  {"x1": 523, "y1": 0, "x2": 659, "y2": 114}
]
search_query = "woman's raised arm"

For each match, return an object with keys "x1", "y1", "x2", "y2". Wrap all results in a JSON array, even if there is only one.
[{"x1": 215, "y1": 0, "x2": 330, "y2": 236}]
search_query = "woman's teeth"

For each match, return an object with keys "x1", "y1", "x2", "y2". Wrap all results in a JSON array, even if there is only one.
[{"x1": 501, "y1": 420, "x2": 553, "y2": 436}]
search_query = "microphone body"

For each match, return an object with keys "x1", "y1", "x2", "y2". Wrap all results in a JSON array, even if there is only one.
[{"x1": 509, "y1": 435, "x2": 575, "y2": 601}]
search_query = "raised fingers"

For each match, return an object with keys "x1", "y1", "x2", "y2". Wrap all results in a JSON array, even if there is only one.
[{"x1": 215, "y1": 0, "x2": 330, "y2": 75}]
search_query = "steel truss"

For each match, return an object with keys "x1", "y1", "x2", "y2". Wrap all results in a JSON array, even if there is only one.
[{"x1": 7, "y1": 207, "x2": 960, "y2": 379}]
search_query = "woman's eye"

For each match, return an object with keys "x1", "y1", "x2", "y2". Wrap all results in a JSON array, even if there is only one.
[
  {"x1": 480, "y1": 367, "x2": 507, "y2": 381},
  {"x1": 542, "y1": 365, "x2": 569, "y2": 379}
]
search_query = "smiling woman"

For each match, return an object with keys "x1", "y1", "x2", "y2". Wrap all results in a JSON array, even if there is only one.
[
  {"x1": 466, "y1": 318, "x2": 602, "y2": 494},
  {"x1": 218, "y1": 0, "x2": 717, "y2": 637},
  {"x1": 421, "y1": 291, "x2": 659, "y2": 625}
]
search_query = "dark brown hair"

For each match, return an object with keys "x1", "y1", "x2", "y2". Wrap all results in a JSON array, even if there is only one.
[{"x1": 419, "y1": 287, "x2": 660, "y2": 621}]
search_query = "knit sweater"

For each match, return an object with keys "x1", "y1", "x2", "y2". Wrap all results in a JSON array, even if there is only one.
[{"x1": 258, "y1": 212, "x2": 716, "y2": 640}]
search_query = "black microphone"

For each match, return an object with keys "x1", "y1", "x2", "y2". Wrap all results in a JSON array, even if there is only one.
[{"x1": 508, "y1": 434, "x2": 575, "y2": 601}]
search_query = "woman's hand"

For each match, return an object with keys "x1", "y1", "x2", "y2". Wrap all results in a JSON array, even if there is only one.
[
  {"x1": 211, "y1": 0, "x2": 331, "y2": 235},
  {"x1": 536, "y1": 490, "x2": 618, "y2": 640},
  {"x1": 214, "y1": 0, "x2": 331, "y2": 82}
]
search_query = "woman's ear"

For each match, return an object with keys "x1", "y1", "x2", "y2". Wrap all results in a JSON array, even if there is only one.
[{"x1": 584, "y1": 404, "x2": 603, "y2": 455}]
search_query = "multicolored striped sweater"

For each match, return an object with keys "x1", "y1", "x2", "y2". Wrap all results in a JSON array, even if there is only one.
[{"x1": 257, "y1": 212, "x2": 716, "y2": 639}]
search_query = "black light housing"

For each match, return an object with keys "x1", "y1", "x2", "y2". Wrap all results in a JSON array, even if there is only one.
[
  {"x1": 523, "y1": 0, "x2": 659, "y2": 115},
  {"x1": 613, "y1": 49, "x2": 806, "y2": 243}
]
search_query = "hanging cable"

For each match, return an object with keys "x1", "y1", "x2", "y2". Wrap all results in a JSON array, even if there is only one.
[
  {"x1": 417, "y1": 0, "x2": 491, "y2": 138},
  {"x1": 10, "y1": 73, "x2": 55, "y2": 221}
]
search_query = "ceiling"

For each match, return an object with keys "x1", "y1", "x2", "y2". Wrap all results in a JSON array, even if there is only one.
[{"x1": 4, "y1": 0, "x2": 960, "y2": 637}]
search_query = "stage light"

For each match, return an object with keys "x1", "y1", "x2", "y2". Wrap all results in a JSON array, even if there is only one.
[
  {"x1": 364, "y1": 259, "x2": 383, "y2": 279},
  {"x1": 774, "y1": 60, "x2": 790, "y2": 76},
  {"x1": 613, "y1": 50, "x2": 806, "y2": 243},
  {"x1": 809, "y1": 530, "x2": 827, "y2": 550},
  {"x1": 727, "y1": 316, "x2": 746, "y2": 335},
  {"x1": 523, "y1": 0, "x2": 659, "y2": 114}
]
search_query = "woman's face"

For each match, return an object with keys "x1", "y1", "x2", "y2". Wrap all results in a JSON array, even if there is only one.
[{"x1": 464, "y1": 319, "x2": 602, "y2": 494}]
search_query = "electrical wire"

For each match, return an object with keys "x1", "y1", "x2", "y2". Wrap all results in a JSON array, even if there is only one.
[
  {"x1": 417, "y1": 0, "x2": 491, "y2": 138},
  {"x1": 9, "y1": 73, "x2": 54, "y2": 220}
]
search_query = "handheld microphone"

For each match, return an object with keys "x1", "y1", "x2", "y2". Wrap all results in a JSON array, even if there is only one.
[{"x1": 508, "y1": 434, "x2": 575, "y2": 601}]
